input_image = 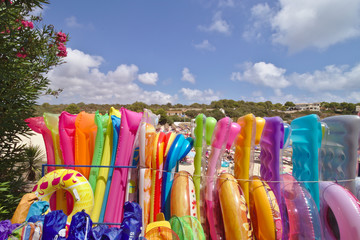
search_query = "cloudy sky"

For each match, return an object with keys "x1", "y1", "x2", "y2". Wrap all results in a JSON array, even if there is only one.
[{"x1": 38, "y1": 0, "x2": 360, "y2": 105}]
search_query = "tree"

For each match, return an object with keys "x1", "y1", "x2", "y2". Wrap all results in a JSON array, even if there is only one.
[
  {"x1": 0, "y1": 0, "x2": 68, "y2": 218},
  {"x1": 65, "y1": 103, "x2": 80, "y2": 114},
  {"x1": 284, "y1": 101, "x2": 296, "y2": 107},
  {"x1": 155, "y1": 108, "x2": 168, "y2": 125}
]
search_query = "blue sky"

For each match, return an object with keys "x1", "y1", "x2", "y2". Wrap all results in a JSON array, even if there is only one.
[{"x1": 38, "y1": 0, "x2": 360, "y2": 105}]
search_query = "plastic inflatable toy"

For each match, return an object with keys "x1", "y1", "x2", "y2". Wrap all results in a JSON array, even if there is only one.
[
  {"x1": 91, "y1": 107, "x2": 120, "y2": 222},
  {"x1": 74, "y1": 111, "x2": 97, "y2": 179},
  {"x1": 99, "y1": 114, "x2": 121, "y2": 222},
  {"x1": 234, "y1": 114, "x2": 256, "y2": 208},
  {"x1": 139, "y1": 122, "x2": 156, "y2": 233},
  {"x1": 291, "y1": 114, "x2": 322, "y2": 209},
  {"x1": 249, "y1": 176, "x2": 282, "y2": 240},
  {"x1": 255, "y1": 117, "x2": 265, "y2": 145},
  {"x1": 162, "y1": 134, "x2": 186, "y2": 219},
  {"x1": 25, "y1": 117, "x2": 55, "y2": 172},
  {"x1": 169, "y1": 215, "x2": 205, "y2": 240},
  {"x1": 150, "y1": 132, "x2": 166, "y2": 222},
  {"x1": 218, "y1": 173, "x2": 252, "y2": 240},
  {"x1": 32, "y1": 169, "x2": 94, "y2": 225},
  {"x1": 126, "y1": 109, "x2": 158, "y2": 206},
  {"x1": 319, "y1": 115, "x2": 360, "y2": 194},
  {"x1": 59, "y1": 111, "x2": 77, "y2": 168},
  {"x1": 193, "y1": 114, "x2": 205, "y2": 218},
  {"x1": 319, "y1": 182, "x2": 360, "y2": 239},
  {"x1": 89, "y1": 111, "x2": 109, "y2": 192},
  {"x1": 170, "y1": 171, "x2": 197, "y2": 218},
  {"x1": 259, "y1": 117, "x2": 285, "y2": 238},
  {"x1": 105, "y1": 108, "x2": 142, "y2": 225},
  {"x1": 44, "y1": 113, "x2": 68, "y2": 214},
  {"x1": 226, "y1": 122, "x2": 241, "y2": 150},
  {"x1": 43, "y1": 113, "x2": 63, "y2": 167},
  {"x1": 205, "y1": 117, "x2": 232, "y2": 239},
  {"x1": 281, "y1": 174, "x2": 322, "y2": 240}
]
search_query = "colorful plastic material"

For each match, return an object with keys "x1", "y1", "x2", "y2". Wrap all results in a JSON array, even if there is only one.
[
  {"x1": 319, "y1": 115, "x2": 360, "y2": 194},
  {"x1": 32, "y1": 169, "x2": 94, "y2": 226},
  {"x1": 99, "y1": 115, "x2": 121, "y2": 222},
  {"x1": 281, "y1": 174, "x2": 322, "y2": 240},
  {"x1": 226, "y1": 122, "x2": 241, "y2": 150},
  {"x1": 218, "y1": 173, "x2": 252, "y2": 240},
  {"x1": 59, "y1": 111, "x2": 77, "y2": 168},
  {"x1": 105, "y1": 108, "x2": 142, "y2": 225},
  {"x1": 249, "y1": 176, "x2": 282, "y2": 240},
  {"x1": 44, "y1": 113, "x2": 68, "y2": 214},
  {"x1": 193, "y1": 114, "x2": 206, "y2": 218},
  {"x1": 91, "y1": 107, "x2": 120, "y2": 222},
  {"x1": 291, "y1": 114, "x2": 322, "y2": 209},
  {"x1": 319, "y1": 181, "x2": 360, "y2": 239},
  {"x1": 150, "y1": 132, "x2": 166, "y2": 222},
  {"x1": 89, "y1": 111, "x2": 109, "y2": 192},
  {"x1": 162, "y1": 134, "x2": 185, "y2": 219},
  {"x1": 259, "y1": 117, "x2": 285, "y2": 238},
  {"x1": 205, "y1": 117, "x2": 232, "y2": 239},
  {"x1": 234, "y1": 114, "x2": 256, "y2": 208},
  {"x1": 74, "y1": 111, "x2": 97, "y2": 179},
  {"x1": 170, "y1": 171, "x2": 197, "y2": 218},
  {"x1": 25, "y1": 117, "x2": 55, "y2": 172}
]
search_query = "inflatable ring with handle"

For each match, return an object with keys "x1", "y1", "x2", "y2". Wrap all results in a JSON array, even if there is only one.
[{"x1": 32, "y1": 169, "x2": 94, "y2": 225}]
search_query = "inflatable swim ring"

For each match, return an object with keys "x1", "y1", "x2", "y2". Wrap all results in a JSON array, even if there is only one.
[
  {"x1": 32, "y1": 169, "x2": 94, "y2": 225},
  {"x1": 249, "y1": 176, "x2": 282, "y2": 240},
  {"x1": 319, "y1": 181, "x2": 360, "y2": 239}
]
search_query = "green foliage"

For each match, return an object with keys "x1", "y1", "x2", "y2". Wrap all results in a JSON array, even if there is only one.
[
  {"x1": 0, "y1": 0, "x2": 68, "y2": 219},
  {"x1": 284, "y1": 101, "x2": 296, "y2": 107},
  {"x1": 155, "y1": 108, "x2": 168, "y2": 125},
  {"x1": 0, "y1": 182, "x2": 22, "y2": 220},
  {"x1": 65, "y1": 103, "x2": 80, "y2": 114},
  {"x1": 24, "y1": 144, "x2": 44, "y2": 181}
]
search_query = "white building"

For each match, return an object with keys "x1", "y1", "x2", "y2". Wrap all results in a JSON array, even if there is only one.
[
  {"x1": 294, "y1": 102, "x2": 321, "y2": 111},
  {"x1": 356, "y1": 105, "x2": 360, "y2": 112}
]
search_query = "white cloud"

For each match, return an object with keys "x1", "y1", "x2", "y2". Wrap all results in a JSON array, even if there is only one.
[
  {"x1": 65, "y1": 16, "x2": 83, "y2": 28},
  {"x1": 198, "y1": 11, "x2": 231, "y2": 35},
  {"x1": 290, "y1": 63, "x2": 360, "y2": 92},
  {"x1": 218, "y1": 0, "x2": 235, "y2": 7},
  {"x1": 40, "y1": 48, "x2": 175, "y2": 104},
  {"x1": 243, "y1": 3, "x2": 274, "y2": 41},
  {"x1": 231, "y1": 62, "x2": 290, "y2": 89},
  {"x1": 349, "y1": 92, "x2": 360, "y2": 102},
  {"x1": 138, "y1": 72, "x2": 158, "y2": 85},
  {"x1": 194, "y1": 40, "x2": 216, "y2": 51},
  {"x1": 181, "y1": 67, "x2": 196, "y2": 84},
  {"x1": 180, "y1": 88, "x2": 220, "y2": 103},
  {"x1": 271, "y1": 0, "x2": 360, "y2": 52},
  {"x1": 252, "y1": 90, "x2": 262, "y2": 97}
]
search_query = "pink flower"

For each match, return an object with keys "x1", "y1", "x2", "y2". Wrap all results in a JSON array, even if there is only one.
[
  {"x1": 28, "y1": 22, "x2": 34, "y2": 29},
  {"x1": 16, "y1": 52, "x2": 27, "y2": 58},
  {"x1": 56, "y1": 32, "x2": 67, "y2": 43},
  {"x1": 21, "y1": 20, "x2": 34, "y2": 29},
  {"x1": 57, "y1": 43, "x2": 67, "y2": 57},
  {"x1": 21, "y1": 20, "x2": 28, "y2": 28}
]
